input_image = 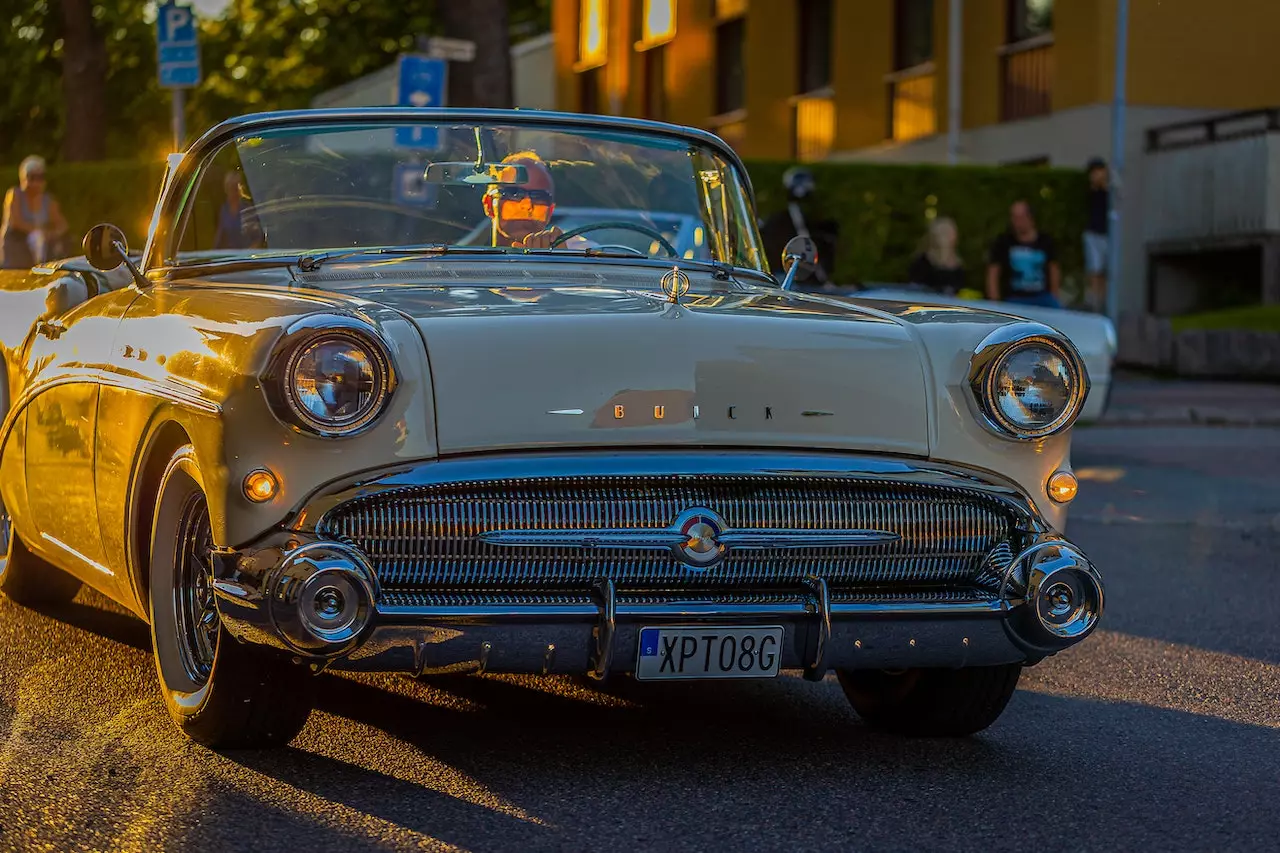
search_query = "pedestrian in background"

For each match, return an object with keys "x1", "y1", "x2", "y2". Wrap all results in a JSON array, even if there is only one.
[
  {"x1": 985, "y1": 199, "x2": 1062, "y2": 308},
  {"x1": 908, "y1": 216, "x2": 966, "y2": 296},
  {"x1": 1084, "y1": 157, "x2": 1110, "y2": 312},
  {"x1": 0, "y1": 156, "x2": 68, "y2": 269}
]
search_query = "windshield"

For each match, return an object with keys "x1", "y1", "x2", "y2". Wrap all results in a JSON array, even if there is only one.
[{"x1": 169, "y1": 119, "x2": 769, "y2": 274}]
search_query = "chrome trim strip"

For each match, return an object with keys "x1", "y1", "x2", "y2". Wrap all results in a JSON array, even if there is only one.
[
  {"x1": 477, "y1": 527, "x2": 900, "y2": 550},
  {"x1": 372, "y1": 599, "x2": 1005, "y2": 621},
  {"x1": 41, "y1": 533, "x2": 113, "y2": 576}
]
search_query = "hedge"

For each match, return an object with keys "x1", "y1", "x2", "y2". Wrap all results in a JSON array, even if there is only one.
[{"x1": 7, "y1": 157, "x2": 1087, "y2": 292}]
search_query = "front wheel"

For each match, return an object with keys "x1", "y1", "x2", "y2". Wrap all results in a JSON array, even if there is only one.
[
  {"x1": 0, "y1": 503, "x2": 81, "y2": 607},
  {"x1": 148, "y1": 446, "x2": 315, "y2": 749},
  {"x1": 837, "y1": 664, "x2": 1022, "y2": 737}
]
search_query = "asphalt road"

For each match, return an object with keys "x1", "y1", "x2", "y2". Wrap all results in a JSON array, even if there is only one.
[{"x1": 0, "y1": 424, "x2": 1277, "y2": 852}]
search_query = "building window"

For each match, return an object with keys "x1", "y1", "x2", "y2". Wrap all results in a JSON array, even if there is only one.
[
  {"x1": 638, "y1": 0, "x2": 677, "y2": 49},
  {"x1": 887, "y1": 0, "x2": 936, "y2": 141},
  {"x1": 714, "y1": 15, "x2": 745, "y2": 115},
  {"x1": 894, "y1": 0, "x2": 933, "y2": 70},
  {"x1": 1001, "y1": 0, "x2": 1053, "y2": 120},
  {"x1": 1008, "y1": 0, "x2": 1053, "y2": 42},
  {"x1": 797, "y1": 0, "x2": 832, "y2": 94},
  {"x1": 794, "y1": 94, "x2": 835, "y2": 162},
  {"x1": 577, "y1": 0, "x2": 607, "y2": 70}
]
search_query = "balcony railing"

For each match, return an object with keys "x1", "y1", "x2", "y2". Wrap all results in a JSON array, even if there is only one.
[
  {"x1": 886, "y1": 63, "x2": 937, "y2": 142},
  {"x1": 793, "y1": 90, "x2": 836, "y2": 162},
  {"x1": 1000, "y1": 35, "x2": 1053, "y2": 122}
]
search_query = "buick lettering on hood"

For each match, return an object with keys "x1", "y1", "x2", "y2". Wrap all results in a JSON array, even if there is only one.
[{"x1": 0, "y1": 108, "x2": 1103, "y2": 747}]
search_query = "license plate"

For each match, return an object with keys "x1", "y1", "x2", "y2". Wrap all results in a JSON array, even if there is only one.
[{"x1": 634, "y1": 626, "x2": 784, "y2": 680}]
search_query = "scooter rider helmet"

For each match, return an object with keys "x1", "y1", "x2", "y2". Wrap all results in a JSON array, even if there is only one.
[{"x1": 783, "y1": 167, "x2": 815, "y2": 201}]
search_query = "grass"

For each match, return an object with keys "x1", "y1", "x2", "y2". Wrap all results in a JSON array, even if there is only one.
[{"x1": 1170, "y1": 304, "x2": 1280, "y2": 334}]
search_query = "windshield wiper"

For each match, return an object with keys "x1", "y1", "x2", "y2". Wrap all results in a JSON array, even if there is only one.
[{"x1": 297, "y1": 244, "x2": 512, "y2": 271}]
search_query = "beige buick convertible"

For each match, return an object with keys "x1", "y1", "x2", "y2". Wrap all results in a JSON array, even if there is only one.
[{"x1": 0, "y1": 109, "x2": 1103, "y2": 747}]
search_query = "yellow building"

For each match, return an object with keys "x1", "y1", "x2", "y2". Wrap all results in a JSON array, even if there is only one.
[
  {"x1": 553, "y1": 0, "x2": 1280, "y2": 313},
  {"x1": 553, "y1": 0, "x2": 1280, "y2": 163}
]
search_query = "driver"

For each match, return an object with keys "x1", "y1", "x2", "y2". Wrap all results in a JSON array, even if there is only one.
[{"x1": 482, "y1": 152, "x2": 587, "y2": 250}]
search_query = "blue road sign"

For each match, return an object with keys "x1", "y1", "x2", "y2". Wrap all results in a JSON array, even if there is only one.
[
  {"x1": 395, "y1": 55, "x2": 447, "y2": 149},
  {"x1": 157, "y1": 2, "x2": 201, "y2": 89}
]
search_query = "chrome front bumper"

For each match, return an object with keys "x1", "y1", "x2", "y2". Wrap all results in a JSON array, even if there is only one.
[{"x1": 211, "y1": 452, "x2": 1105, "y2": 677}]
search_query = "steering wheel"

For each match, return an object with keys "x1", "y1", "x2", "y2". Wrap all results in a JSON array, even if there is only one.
[{"x1": 548, "y1": 221, "x2": 679, "y2": 258}]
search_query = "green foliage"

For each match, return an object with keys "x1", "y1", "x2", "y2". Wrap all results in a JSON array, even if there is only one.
[
  {"x1": 746, "y1": 160, "x2": 1088, "y2": 290},
  {"x1": 1171, "y1": 304, "x2": 1280, "y2": 333},
  {"x1": 1, "y1": 0, "x2": 554, "y2": 166}
]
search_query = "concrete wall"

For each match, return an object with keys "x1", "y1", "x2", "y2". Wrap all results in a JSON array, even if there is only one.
[{"x1": 512, "y1": 33, "x2": 557, "y2": 110}]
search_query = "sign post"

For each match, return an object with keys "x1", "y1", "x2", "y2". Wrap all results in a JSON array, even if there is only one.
[{"x1": 156, "y1": 2, "x2": 201, "y2": 151}]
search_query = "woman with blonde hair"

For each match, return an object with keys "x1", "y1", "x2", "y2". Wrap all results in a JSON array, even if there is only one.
[
  {"x1": 907, "y1": 216, "x2": 966, "y2": 296},
  {"x1": 1, "y1": 156, "x2": 68, "y2": 269}
]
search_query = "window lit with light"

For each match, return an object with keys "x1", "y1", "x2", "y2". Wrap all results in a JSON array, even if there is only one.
[
  {"x1": 578, "y1": 0, "x2": 607, "y2": 70},
  {"x1": 794, "y1": 96, "x2": 835, "y2": 162},
  {"x1": 640, "y1": 0, "x2": 677, "y2": 49}
]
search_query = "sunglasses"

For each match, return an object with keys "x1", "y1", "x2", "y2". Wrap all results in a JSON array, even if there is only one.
[{"x1": 495, "y1": 187, "x2": 552, "y2": 206}]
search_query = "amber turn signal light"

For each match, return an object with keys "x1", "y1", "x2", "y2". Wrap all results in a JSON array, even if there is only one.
[
  {"x1": 243, "y1": 468, "x2": 280, "y2": 503},
  {"x1": 1046, "y1": 471, "x2": 1079, "y2": 503}
]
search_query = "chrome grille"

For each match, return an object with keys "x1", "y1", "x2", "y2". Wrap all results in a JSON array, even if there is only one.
[{"x1": 317, "y1": 474, "x2": 1017, "y2": 592}]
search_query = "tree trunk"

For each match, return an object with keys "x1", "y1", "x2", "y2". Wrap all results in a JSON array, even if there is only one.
[
  {"x1": 57, "y1": 0, "x2": 108, "y2": 161},
  {"x1": 436, "y1": 0, "x2": 512, "y2": 109}
]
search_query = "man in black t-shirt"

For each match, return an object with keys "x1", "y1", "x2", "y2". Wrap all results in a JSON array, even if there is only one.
[{"x1": 985, "y1": 199, "x2": 1062, "y2": 308}]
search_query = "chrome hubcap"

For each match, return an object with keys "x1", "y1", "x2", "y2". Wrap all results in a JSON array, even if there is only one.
[{"x1": 174, "y1": 494, "x2": 218, "y2": 684}]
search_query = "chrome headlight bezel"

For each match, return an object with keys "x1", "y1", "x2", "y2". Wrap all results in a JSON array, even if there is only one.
[
  {"x1": 968, "y1": 322, "x2": 1090, "y2": 441},
  {"x1": 262, "y1": 316, "x2": 397, "y2": 439}
]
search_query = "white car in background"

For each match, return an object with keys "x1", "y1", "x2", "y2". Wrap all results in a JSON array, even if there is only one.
[{"x1": 850, "y1": 286, "x2": 1117, "y2": 422}]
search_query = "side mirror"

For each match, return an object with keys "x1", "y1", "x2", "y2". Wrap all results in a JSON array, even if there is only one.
[
  {"x1": 779, "y1": 235, "x2": 818, "y2": 290},
  {"x1": 83, "y1": 223, "x2": 128, "y2": 272}
]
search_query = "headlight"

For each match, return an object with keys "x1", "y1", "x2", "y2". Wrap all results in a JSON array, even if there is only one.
[
  {"x1": 970, "y1": 324, "x2": 1088, "y2": 440},
  {"x1": 267, "y1": 321, "x2": 395, "y2": 438}
]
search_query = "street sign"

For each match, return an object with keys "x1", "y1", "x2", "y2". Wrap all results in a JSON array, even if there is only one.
[
  {"x1": 156, "y1": 2, "x2": 201, "y2": 89},
  {"x1": 395, "y1": 55, "x2": 447, "y2": 149},
  {"x1": 426, "y1": 36, "x2": 476, "y2": 62}
]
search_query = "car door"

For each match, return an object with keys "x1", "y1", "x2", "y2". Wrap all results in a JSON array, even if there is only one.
[{"x1": 21, "y1": 268, "x2": 137, "y2": 579}]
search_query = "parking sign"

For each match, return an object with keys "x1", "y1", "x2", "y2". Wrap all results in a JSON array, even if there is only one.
[
  {"x1": 395, "y1": 55, "x2": 447, "y2": 149},
  {"x1": 157, "y1": 2, "x2": 201, "y2": 89}
]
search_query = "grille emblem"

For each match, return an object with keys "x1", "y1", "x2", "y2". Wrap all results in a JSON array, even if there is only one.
[{"x1": 673, "y1": 508, "x2": 726, "y2": 568}]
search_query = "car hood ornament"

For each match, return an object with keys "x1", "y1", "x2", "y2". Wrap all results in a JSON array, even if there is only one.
[{"x1": 661, "y1": 266, "x2": 691, "y2": 304}]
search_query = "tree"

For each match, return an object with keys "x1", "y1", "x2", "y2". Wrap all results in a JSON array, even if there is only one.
[
  {"x1": 57, "y1": 0, "x2": 109, "y2": 161},
  {"x1": 436, "y1": 0, "x2": 511, "y2": 109}
]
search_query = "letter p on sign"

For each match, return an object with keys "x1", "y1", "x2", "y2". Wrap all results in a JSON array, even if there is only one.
[{"x1": 163, "y1": 5, "x2": 193, "y2": 42}]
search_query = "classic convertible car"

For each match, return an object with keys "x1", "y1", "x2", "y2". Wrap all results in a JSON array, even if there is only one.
[{"x1": 0, "y1": 108, "x2": 1103, "y2": 748}]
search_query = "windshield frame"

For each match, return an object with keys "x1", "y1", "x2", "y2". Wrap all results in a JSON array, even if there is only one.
[{"x1": 142, "y1": 107, "x2": 767, "y2": 282}]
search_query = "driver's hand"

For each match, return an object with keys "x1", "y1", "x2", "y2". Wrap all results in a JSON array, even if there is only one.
[{"x1": 514, "y1": 226, "x2": 564, "y2": 250}]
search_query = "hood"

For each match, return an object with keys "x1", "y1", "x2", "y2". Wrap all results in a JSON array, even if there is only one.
[{"x1": 340, "y1": 276, "x2": 933, "y2": 456}]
